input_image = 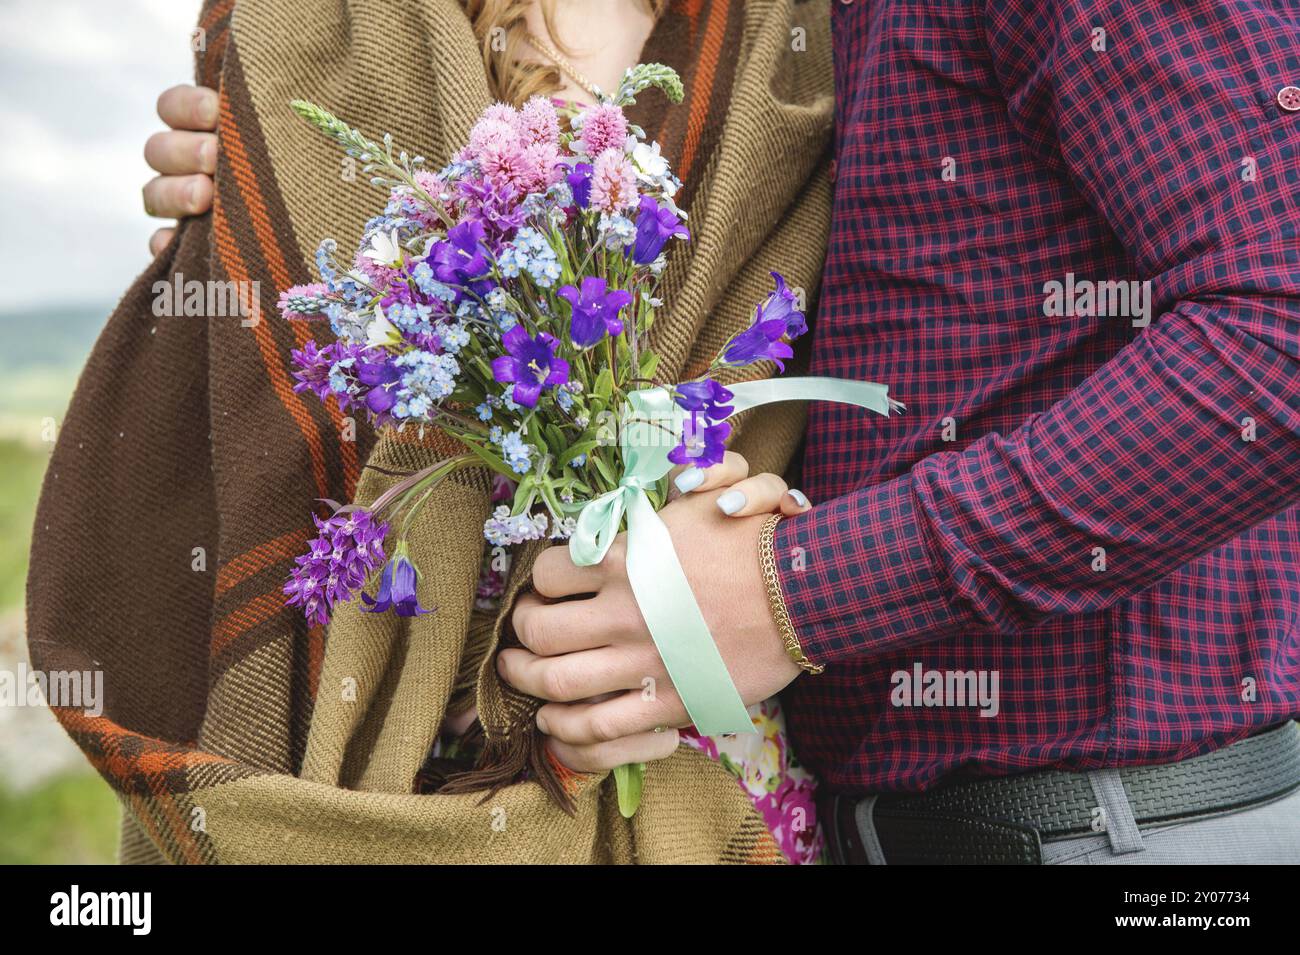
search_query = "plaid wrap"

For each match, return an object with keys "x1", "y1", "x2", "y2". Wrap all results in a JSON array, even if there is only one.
[{"x1": 28, "y1": 0, "x2": 836, "y2": 864}]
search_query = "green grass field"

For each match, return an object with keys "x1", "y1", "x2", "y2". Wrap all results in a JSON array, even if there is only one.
[
  {"x1": 0, "y1": 772, "x2": 120, "y2": 865},
  {"x1": 0, "y1": 440, "x2": 51, "y2": 610},
  {"x1": 0, "y1": 439, "x2": 120, "y2": 865},
  {"x1": 0, "y1": 305, "x2": 120, "y2": 864}
]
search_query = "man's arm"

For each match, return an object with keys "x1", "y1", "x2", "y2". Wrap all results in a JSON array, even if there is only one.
[{"x1": 776, "y1": 0, "x2": 1300, "y2": 663}]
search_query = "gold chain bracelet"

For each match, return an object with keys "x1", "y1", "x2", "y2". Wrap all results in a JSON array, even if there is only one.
[{"x1": 759, "y1": 514, "x2": 824, "y2": 676}]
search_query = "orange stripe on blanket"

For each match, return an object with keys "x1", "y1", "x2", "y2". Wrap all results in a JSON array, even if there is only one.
[
  {"x1": 58, "y1": 710, "x2": 240, "y2": 777},
  {"x1": 216, "y1": 527, "x2": 309, "y2": 596},
  {"x1": 200, "y1": 0, "x2": 234, "y2": 31},
  {"x1": 210, "y1": 587, "x2": 292, "y2": 659},
  {"x1": 213, "y1": 116, "x2": 330, "y2": 500},
  {"x1": 679, "y1": 0, "x2": 727, "y2": 180},
  {"x1": 218, "y1": 88, "x2": 359, "y2": 496},
  {"x1": 218, "y1": 111, "x2": 293, "y2": 294},
  {"x1": 544, "y1": 747, "x2": 590, "y2": 798}
]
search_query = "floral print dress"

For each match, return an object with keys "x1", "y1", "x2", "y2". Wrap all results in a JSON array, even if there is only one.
[{"x1": 680, "y1": 697, "x2": 824, "y2": 865}]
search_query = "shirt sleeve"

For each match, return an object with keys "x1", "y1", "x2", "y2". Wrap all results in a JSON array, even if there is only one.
[{"x1": 775, "y1": 0, "x2": 1300, "y2": 665}]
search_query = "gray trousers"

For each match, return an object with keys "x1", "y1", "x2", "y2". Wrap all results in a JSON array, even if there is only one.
[{"x1": 854, "y1": 772, "x2": 1300, "y2": 864}]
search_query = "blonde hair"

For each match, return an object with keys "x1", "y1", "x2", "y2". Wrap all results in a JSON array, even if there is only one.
[{"x1": 463, "y1": 0, "x2": 666, "y2": 106}]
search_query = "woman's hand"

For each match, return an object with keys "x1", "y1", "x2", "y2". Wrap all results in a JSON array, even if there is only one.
[
  {"x1": 143, "y1": 84, "x2": 219, "y2": 256},
  {"x1": 498, "y1": 452, "x2": 812, "y2": 774},
  {"x1": 669, "y1": 454, "x2": 812, "y2": 517}
]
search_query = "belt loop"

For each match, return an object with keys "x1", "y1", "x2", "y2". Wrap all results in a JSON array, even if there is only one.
[
  {"x1": 854, "y1": 795, "x2": 888, "y2": 865},
  {"x1": 1087, "y1": 769, "x2": 1145, "y2": 855}
]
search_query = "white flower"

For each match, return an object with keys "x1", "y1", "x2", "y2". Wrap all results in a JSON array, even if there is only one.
[
  {"x1": 365, "y1": 307, "x2": 402, "y2": 348},
  {"x1": 362, "y1": 229, "x2": 404, "y2": 268},
  {"x1": 661, "y1": 188, "x2": 686, "y2": 220},
  {"x1": 632, "y1": 141, "x2": 669, "y2": 180}
]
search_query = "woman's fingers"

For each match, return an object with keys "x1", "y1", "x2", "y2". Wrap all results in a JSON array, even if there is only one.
[
  {"x1": 712, "y1": 472, "x2": 790, "y2": 516},
  {"x1": 545, "y1": 727, "x2": 680, "y2": 773},
  {"x1": 530, "y1": 540, "x2": 606, "y2": 598},
  {"x1": 497, "y1": 643, "x2": 662, "y2": 702},
  {"x1": 510, "y1": 591, "x2": 630, "y2": 656},
  {"x1": 157, "y1": 84, "x2": 219, "y2": 132},
  {"x1": 671, "y1": 450, "x2": 748, "y2": 495},
  {"x1": 537, "y1": 686, "x2": 689, "y2": 746},
  {"x1": 779, "y1": 488, "x2": 813, "y2": 516},
  {"x1": 143, "y1": 173, "x2": 213, "y2": 220},
  {"x1": 145, "y1": 130, "x2": 217, "y2": 176},
  {"x1": 148, "y1": 228, "x2": 176, "y2": 258}
]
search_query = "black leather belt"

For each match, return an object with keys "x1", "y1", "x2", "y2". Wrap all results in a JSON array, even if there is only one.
[{"x1": 820, "y1": 720, "x2": 1300, "y2": 865}]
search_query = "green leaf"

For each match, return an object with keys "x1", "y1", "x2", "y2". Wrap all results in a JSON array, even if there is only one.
[
  {"x1": 544, "y1": 423, "x2": 567, "y2": 456},
  {"x1": 458, "y1": 438, "x2": 515, "y2": 479},
  {"x1": 613, "y1": 762, "x2": 646, "y2": 818},
  {"x1": 560, "y1": 438, "x2": 601, "y2": 464},
  {"x1": 592, "y1": 452, "x2": 619, "y2": 490},
  {"x1": 525, "y1": 414, "x2": 546, "y2": 448},
  {"x1": 594, "y1": 367, "x2": 614, "y2": 402},
  {"x1": 638, "y1": 349, "x2": 660, "y2": 381}
]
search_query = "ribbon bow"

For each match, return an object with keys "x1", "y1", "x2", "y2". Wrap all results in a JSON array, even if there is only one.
[{"x1": 569, "y1": 377, "x2": 902, "y2": 736}]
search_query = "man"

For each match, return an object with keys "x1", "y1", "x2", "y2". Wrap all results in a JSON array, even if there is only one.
[
  {"x1": 145, "y1": 0, "x2": 1300, "y2": 863},
  {"x1": 497, "y1": 0, "x2": 1300, "y2": 863}
]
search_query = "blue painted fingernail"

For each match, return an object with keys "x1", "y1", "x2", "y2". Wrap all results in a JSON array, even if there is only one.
[
  {"x1": 674, "y1": 467, "x2": 705, "y2": 493},
  {"x1": 716, "y1": 490, "x2": 746, "y2": 515},
  {"x1": 787, "y1": 489, "x2": 809, "y2": 508}
]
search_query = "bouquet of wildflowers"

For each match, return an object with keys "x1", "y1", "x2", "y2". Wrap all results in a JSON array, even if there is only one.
[{"x1": 278, "y1": 64, "x2": 899, "y2": 814}]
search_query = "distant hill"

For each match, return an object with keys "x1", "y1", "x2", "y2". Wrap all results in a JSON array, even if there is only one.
[
  {"x1": 0, "y1": 304, "x2": 107, "y2": 370},
  {"x1": 0, "y1": 304, "x2": 109, "y2": 444}
]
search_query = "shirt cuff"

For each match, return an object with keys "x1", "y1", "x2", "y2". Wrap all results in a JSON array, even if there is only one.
[{"x1": 772, "y1": 472, "x2": 968, "y2": 665}]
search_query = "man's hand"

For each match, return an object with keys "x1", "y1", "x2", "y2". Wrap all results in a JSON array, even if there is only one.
[
  {"x1": 143, "y1": 84, "x2": 219, "y2": 256},
  {"x1": 498, "y1": 453, "x2": 811, "y2": 772}
]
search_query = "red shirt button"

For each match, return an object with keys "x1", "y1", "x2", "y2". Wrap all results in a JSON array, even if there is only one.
[{"x1": 1278, "y1": 86, "x2": 1300, "y2": 111}]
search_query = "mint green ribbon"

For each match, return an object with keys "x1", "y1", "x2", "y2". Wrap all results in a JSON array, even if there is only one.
[{"x1": 569, "y1": 377, "x2": 902, "y2": 735}]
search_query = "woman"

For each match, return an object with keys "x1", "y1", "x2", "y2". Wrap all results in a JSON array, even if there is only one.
[{"x1": 34, "y1": 0, "x2": 834, "y2": 864}]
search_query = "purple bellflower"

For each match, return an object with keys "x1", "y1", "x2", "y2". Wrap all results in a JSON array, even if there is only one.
[
  {"x1": 356, "y1": 354, "x2": 402, "y2": 415},
  {"x1": 721, "y1": 272, "x2": 806, "y2": 370},
  {"x1": 567, "y1": 162, "x2": 594, "y2": 209},
  {"x1": 291, "y1": 340, "x2": 347, "y2": 404},
  {"x1": 491, "y1": 325, "x2": 570, "y2": 407},
  {"x1": 362, "y1": 548, "x2": 431, "y2": 617},
  {"x1": 669, "y1": 416, "x2": 731, "y2": 469},
  {"x1": 428, "y1": 220, "x2": 492, "y2": 297},
  {"x1": 558, "y1": 277, "x2": 634, "y2": 348},
  {"x1": 673, "y1": 378, "x2": 734, "y2": 421},
  {"x1": 631, "y1": 196, "x2": 690, "y2": 265}
]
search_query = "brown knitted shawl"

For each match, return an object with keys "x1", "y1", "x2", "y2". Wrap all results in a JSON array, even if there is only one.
[{"x1": 27, "y1": 0, "x2": 832, "y2": 863}]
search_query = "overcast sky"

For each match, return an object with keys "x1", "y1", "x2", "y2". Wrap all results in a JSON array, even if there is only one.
[{"x1": 0, "y1": 0, "x2": 201, "y2": 312}]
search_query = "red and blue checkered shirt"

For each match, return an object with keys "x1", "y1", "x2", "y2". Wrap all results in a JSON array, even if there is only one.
[{"x1": 775, "y1": 0, "x2": 1300, "y2": 793}]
